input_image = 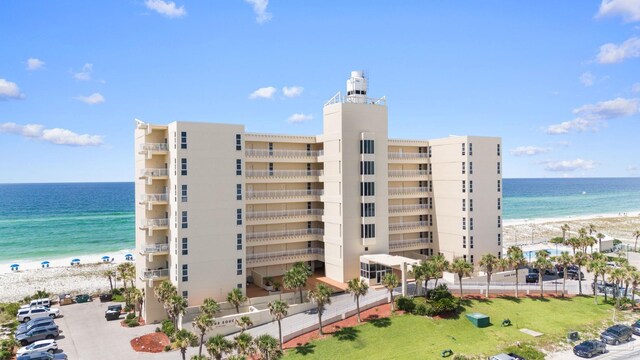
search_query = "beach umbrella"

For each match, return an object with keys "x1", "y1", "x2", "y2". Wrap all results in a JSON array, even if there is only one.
[
  {"x1": 10, "y1": 264, "x2": 19, "y2": 271},
  {"x1": 101, "y1": 255, "x2": 110, "y2": 262},
  {"x1": 71, "y1": 258, "x2": 80, "y2": 265},
  {"x1": 125, "y1": 253, "x2": 133, "y2": 261},
  {"x1": 41, "y1": 261, "x2": 50, "y2": 268}
]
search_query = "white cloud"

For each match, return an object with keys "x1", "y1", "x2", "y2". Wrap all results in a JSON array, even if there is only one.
[
  {"x1": 546, "y1": 97, "x2": 639, "y2": 134},
  {"x1": 26, "y1": 58, "x2": 45, "y2": 71},
  {"x1": 543, "y1": 159, "x2": 596, "y2": 172},
  {"x1": 245, "y1": 0, "x2": 272, "y2": 24},
  {"x1": 73, "y1": 63, "x2": 93, "y2": 81},
  {"x1": 579, "y1": 72, "x2": 595, "y2": 86},
  {"x1": 249, "y1": 86, "x2": 276, "y2": 99},
  {"x1": 627, "y1": 164, "x2": 639, "y2": 175},
  {"x1": 145, "y1": 0, "x2": 186, "y2": 18},
  {"x1": 0, "y1": 79, "x2": 25, "y2": 100},
  {"x1": 282, "y1": 86, "x2": 304, "y2": 98},
  {"x1": 510, "y1": 146, "x2": 551, "y2": 156},
  {"x1": 632, "y1": 83, "x2": 640, "y2": 93},
  {"x1": 287, "y1": 113, "x2": 313, "y2": 124},
  {"x1": 75, "y1": 93, "x2": 105, "y2": 105},
  {"x1": 597, "y1": 0, "x2": 640, "y2": 22},
  {"x1": 0, "y1": 122, "x2": 103, "y2": 146},
  {"x1": 596, "y1": 37, "x2": 640, "y2": 64}
]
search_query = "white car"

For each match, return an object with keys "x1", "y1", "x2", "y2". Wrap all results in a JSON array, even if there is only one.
[
  {"x1": 19, "y1": 299, "x2": 51, "y2": 310},
  {"x1": 16, "y1": 339, "x2": 58, "y2": 355},
  {"x1": 17, "y1": 307, "x2": 60, "y2": 322}
]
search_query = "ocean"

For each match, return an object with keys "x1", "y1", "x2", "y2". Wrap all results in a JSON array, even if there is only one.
[{"x1": 1, "y1": 178, "x2": 639, "y2": 262}]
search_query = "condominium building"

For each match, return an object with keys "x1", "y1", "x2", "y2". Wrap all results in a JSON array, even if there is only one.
[{"x1": 135, "y1": 71, "x2": 502, "y2": 323}]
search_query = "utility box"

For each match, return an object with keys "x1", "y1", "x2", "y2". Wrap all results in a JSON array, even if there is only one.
[{"x1": 466, "y1": 312, "x2": 490, "y2": 328}]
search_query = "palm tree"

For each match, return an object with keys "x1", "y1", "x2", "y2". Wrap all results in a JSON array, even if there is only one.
[
  {"x1": 422, "y1": 261, "x2": 437, "y2": 293},
  {"x1": 130, "y1": 287, "x2": 144, "y2": 318},
  {"x1": 450, "y1": 258, "x2": 473, "y2": 300},
  {"x1": 227, "y1": 288, "x2": 248, "y2": 314},
  {"x1": 190, "y1": 356, "x2": 207, "y2": 360},
  {"x1": 588, "y1": 257, "x2": 607, "y2": 305},
  {"x1": 634, "y1": 230, "x2": 640, "y2": 252},
  {"x1": 235, "y1": 315, "x2": 253, "y2": 334},
  {"x1": 346, "y1": 278, "x2": 369, "y2": 322},
  {"x1": 234, "y1": 332, "x2": 255, "y2": 357},
  {"x1": 104, "y1": 269, "x2": 115, "y2": 292},
  {"x1": 561, "y1": 224, "x2": 570, "y2": 240},
  {"x1": 192, "y1": 313, "x2": 214, "y2": 357},
  {"x1": 610, "y1": 267, "x2": 625, "y2": 308},
  {"x1": 307, "y1": 284, "x2": 332, "y2": 335},
  {"x1": 554, "y1": 252, "x2": 572, "y2": 298},
  {"x1": 533, "y1": 250, "x2": 552, "y2": 298},
  {"x1": 206, "y1": 334, "x2": 232, "y2": 360},
  {"x1": 382, "y1": 273, "x2": 399, "y2": 311},
  {"x1": 255, "y1": 334, "x2": 282, "y2": 360},
  {"x1": 172, "y1": 329, "x2": 198, "y2": 360},
  {"x1": 168, "y1": 294, "x2": 188, "y2": 328},
  {"x1": 622, "y1": 264, "x2": 636, "y2": 298},
  {"x1": 118, "y1": 262, "x2": 136, "y2": 290},
  {"x1": 566, "y1": 237, "x2": 580, "y2": 255},
  {"x1": 574, "y1": 252, "x2": 589, "y2": 295},
  {"x1": 268, "y1": 300, "x2": 289, "y2": 350},
  {"x1": 430, "y1": 254, "x2": 450, "y2": 288},
  {"x1": 154, "y1": 280, "x2": 178, "y2": 320},
  {"x1": 201, "y1": 298, "x2": 220, "y2": 317},
  {"x1": 578, "y1": 227, "x2": 588, "y2": 240},
  {"x1": 507, "y1": 246, "x2": 526, "y2": 298},
  {"x1": 596, "y1": 233, "x2": 605, "y2": 252},
  {"x1": 479, "y1": 254, "x2": 498, "y2": 298},
  {"x1": 411, "y1": 263, "x2": 427, "y2": 296},
  {"x1": 584, "y1": 237, "x2": 597, "y2": 254},
  {"x1": 283, "y1": 262, "x2": 311, "y2": 304},
  {"x1": 588, "y1": 224, "x2": 596, "y2": 236},
  {"x1": 630, "y1": 271, "x2": 640, "y2": 304}
]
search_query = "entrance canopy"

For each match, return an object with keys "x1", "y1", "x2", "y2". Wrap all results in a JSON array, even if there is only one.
[
  {"x1": 360, "y1": 254, "x2": 421, "y2": 296},
  {"x1": 360, "y1": 254, "x2": 420, "y2": 269}
]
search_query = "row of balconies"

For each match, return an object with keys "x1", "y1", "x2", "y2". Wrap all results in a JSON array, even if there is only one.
[
  {"x1": 246, "y1": 208, "x2": 324, "y2": 220},
  {"x1": 141, "y1": 268, "x2": 169, "y2": 281},
  {"x1": 246, "y1": 170, "x2": 323, "y2": 178},
  {"x1": 246, "y1": 247, "x2": 324, "y2": 266},
  {"x1": 246, "y1": 228, "x2": 324, "y2": 243},
  {"x1": 139, "y1": 218, "x2": 169, "y2": 230},
  {"x1": 388, "y1": 204, "x2": 429, "y2": 214},
  {"x1": 388, "y1": 170, "x2": 429, "y2": 177},
  {"x1": 245, "y1": 149, "x2": 323, "y2": 158},
  {"x1": 388, "y1": 238, "x2": 430, "y2": 250},
  {"x1": 246, "y1": 189, "x2": 324, "y2": 200},
  {"x1": 389, "y1": 221, "x2": 429, "y2": 232}
]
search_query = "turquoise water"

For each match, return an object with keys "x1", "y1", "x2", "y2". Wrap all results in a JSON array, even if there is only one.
[
  {"x1": 523, "y1": 249, "x2": 562, "y2": 262},
  {"x1": 0, "y1": 178, "x2": 639, "y2": 262}
]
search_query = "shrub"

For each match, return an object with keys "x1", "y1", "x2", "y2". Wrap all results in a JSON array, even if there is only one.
[
  {"x1": 164, "y1": 345, "x2": 172, "y2": 352},
  {"x1": 501, "y1": 344, "x2": 545, "y2": 360},
  {"x1": 155, "y1": 327, "x2": 161, "y2": 333},
  {"x1": 161, "y1": 319, "x2": 175, "y2": 337},
  {"x1": 414, "y1": 303, "x2": 429, "y2": 316},
  {"x1": 124, "y1": 304, "x2": 134, "y2": 313},
  {"x1": 126, "y1": 312, "x2": 136, "y2": 320},
  {"x1": 395, "y1": 296, "x2": 415, "y2": 313},
  {"x1": 427, "y1": 284, "x2": 451, "y2": 301},
  {"x1": 0, "y1": 349, "x2": 12, "y2": 360},
  {"x1": 111, "y1": 288, "x2": 122, "y2": 296},
  {"x1": 127, "y1": 320, "x2": 140, "y2": 327}
]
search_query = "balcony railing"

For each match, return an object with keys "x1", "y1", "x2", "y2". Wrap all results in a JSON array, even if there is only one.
[
  {"x1": 389, "y1": 221, "x2": 429, "y2": 231},
  {"x1": 246, "y1": 170, "x2": 323, "y2": 178},
  {"x1": 388, "y1": 187, "x2": 429, "y2": 195},
  {"x1": 141, "y1": 243, "x2": 170, "y2": 254},
  {"x1": 389, "y1": 238, "x2": 429, "y2": 250},
  {"x1": 139, "y1": 143, "x2": 169, "y2": 152},
  {"x1": 141, "y1": 269, "x2": 169, "y2": 280},
  {"x1": 245, "y1": 149, "x2": 323, "y2": 158},
  {"x1": 139, "y1": 193, "x2": 169, "y2": 203},
  {"x1": 388, "y1": 152, "x2": 429, "y2": 159},
  {"x1": 247, "y1": 189, "x2": 324, "y2": 199},
  {"x1": 388, "y1": 204, "x2": 429, "y2": 214},
  {"x1": 140, "y1": 218, "x2": 169, "y2": 229},
  {"x1": 388, "y1": 170, "x2": 429, "y2": 177},
  {"x1": 246, "y1": 248, "x2": 324, "y2": 262},
  {"x1": 247, "y1": 209, "x2": 324, "y2": 220},
  {"x1": 247, "y1": 228, "x2": 324, "y2": 241},
  {"x1": 140, "y1": 168, "x2": 168, "y2": 177}
]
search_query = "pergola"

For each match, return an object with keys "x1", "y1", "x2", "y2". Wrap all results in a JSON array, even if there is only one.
[{"x1": 359, "y1": 254, "x2": 421, "y2": 296}]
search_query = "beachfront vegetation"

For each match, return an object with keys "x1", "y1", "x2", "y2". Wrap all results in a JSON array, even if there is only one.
[
  {"x1": 268, "y1": 300, "x2": 289, "y2": 351},
  {"x1": 381, "y1": 273, "x2": 398, "y2": 311},
  {"x1": 346, "y1": 278, "x2": 369, "y2": 322},
  {"x1": 227, "y1": 288, "x2": 248, "y2": 314},
  {"x1": 449, "y1": 258, "x2": 473, "y2": 301},
  {"x1": 172, "y1": 329, "x2": 198, "y2": 360},
  {"x1": 283, "y1": 262, "x2": 311, "y2": 304},
  {"x1": 307, "y1": 284, "x2": 332, "y2": 336}
]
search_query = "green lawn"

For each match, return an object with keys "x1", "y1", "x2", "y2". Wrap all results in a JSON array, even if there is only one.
[{"x1": 285, "y1": 296, "x2": 620, "y2": 359}]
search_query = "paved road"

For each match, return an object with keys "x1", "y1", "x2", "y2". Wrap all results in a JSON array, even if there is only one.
[{"x1": 548, "y1": 339, "x2": 640, "y2": 360}]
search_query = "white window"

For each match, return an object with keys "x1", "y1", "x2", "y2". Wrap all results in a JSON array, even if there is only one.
[
  {"x1": 470, "y1": 199, "x2": 473, "y2": 212},
  {"x1": 498, "y1": 180, "x2": 501, "y2": 192},
  {"x1": 236, "y1": 184, "x2": 242, "y2": 200},
  {"x1": 181, "y1": 238, "x2": 188, "y2": 255},
  {"x1": 181, "y1": 185, "x2": 188, "y2": 202},
  {"x1": 469, "y1": 143, "x2": 473, "y2": 156},
  {"x1": 462, "y1": 143, "x2": 465, "y2": 156},
  {"x1": 181, "y1": 211, "x2": 188, "y2": 228},
  {"x1": 236, "y1": 159, "x2": 242, "y2": 175},
  {"x1": 236, "y1": 209, "x2": 242, "y2": 225},
  {"x1": 181, "y1": 131, "x2": 187, "y2": 149},
  {"x1": 497, "y1": 162, "x2": 501, "y2": 174},
  {"x1": 182, "y1": 264, "x2": 188, "y2": 282},
  {"x1": 497, "y1": 143, "x2": 501, "y2": 156},
  {"x1": 360, "y1": 140, "x2": 375, "y2": 154},
  {"x1": 237, "y1": 259, "x2": 243, "y2": 275},
  {"x1": 181, "y1": 158, "x2": 187, "y2": 175},
  {"x1": 236, "y1": 234, "x2": 242, "y2": 250},
  {"x1": 360, "y1": 161, "x2": 375, "y2": 175},
  {"x1": 498, "y1": 233, "x2": 502, "y2": 246},
  {"x1": 236, "y1": 134, "x2": 242, "y2": 150}
]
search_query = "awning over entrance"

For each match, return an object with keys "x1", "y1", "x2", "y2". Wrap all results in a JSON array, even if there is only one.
[{"x1": 360, "y1": 254, "x2": 421, "y2": 296}]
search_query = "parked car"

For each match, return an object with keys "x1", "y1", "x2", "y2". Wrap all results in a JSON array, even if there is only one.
[
  {"x1": 16, "y1": 351, "x2": 67, "y2": 360},
  {"x1": 16, "y1": 339, "x2": 58, "y2": 355},
  {"x1": 600, "y1": 324, "x2": 633, "y2": 345},
  {"x1": 15, "y1": 325, "x2": 59, "y2": 346},
  {"x1": 20, "y1": 299, "x2": 51, "y2": 310},
  {"x1": 99, "y1": 293, "x2": 112, "y2": 302},
  {"x1": 105, "y1": 304, "x2": 122, "y2": 321},
  {"x1": 567, "y1": 270, "x2": 585, "y2": 280},
  {"x1": 525, "y1": 274, "x2": 539, "y2": 283},
  {"x1": 74, "y1": 294, "x2": 91, "y2": 303},
  {"x1": 16, "y1": 318, "x2": 55, "y2": 336},
  {"x1": 573, "y1": 340, "x2": 606, "y2": 358},
  {"x1": 489, "y1": 354, "x2": 525, "y2": 360},
  {"x1": 17, "y1": 307, "x2": 60, "y2": 322},
  {"x1": 631, "y1": 320, "x2": 640, "y2": 336},
  {"x1": 529, "y1": 268, "x2": 555, "y2": 276}
]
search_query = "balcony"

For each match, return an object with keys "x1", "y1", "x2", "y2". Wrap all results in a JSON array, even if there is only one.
[
  {"x1": 139, "y1": 143, "x2": 169, "y2": 159},
  {"x1": 246, "y1": 189, "x2": 324, "y2": 202},
  {"x1": 388, "y1": 170, "x2": 429, "y2": 178},
  {"x1": 139, "y1": 193, "x2": 169, "y2": 209},
  {"x1": 246, "y1": 248, "x2": 324, "y2": 266},
  {"x1": 139, "y1": 168, "x2": 168, "y2": 184},
  {"x1": 388, "y1": 187, "x2": 429, "y2": 197},
  {"x1": 246, "y1": 209, "x2": 324, "y2": 223},
  {"x1": 388, "y1": 152, "x2": 429, "y2": 160},
  {"x1": 389, "y1": 221, "x2": 429, "y2": 232},
  {"x1": 246, "y1": 228, "x2": 324, "y2": 245},
  {"x1": 245, "y1": 149, "x2": 323, "y2": 159},
  {"x1": 389, "y1": 238, "x2": 429, "y2": 250},
  {"x1": 389, "y1": 204, "x2": 429, "y2": 215},
  {"x1": 139, "y1": 218, "x2": 169, "y2": 232},
  {"x1": 141, "y1": 269, "x2": 169, "y2": 281},
  {"x1": 246, "y1": 170, "x2": 323, "y2": 181},
  {"x1": 141, "y1": 243, "x2": 170, "y2": 254}
]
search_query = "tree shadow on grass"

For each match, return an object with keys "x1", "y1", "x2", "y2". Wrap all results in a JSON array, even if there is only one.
[
  {"x1": 292, "y1": 343, "x2": 315, "y2": 356},
  {"x1": 331, "y1": 326, "x2": 359, "y2": 341},
  {"x1": 368, "y1": 316, "x2": 391, "y2": 328},
  {"x1": 496, "y1": 295, "x2": 521, "y2": 303},
  {"x1": 529, "y1": 296, "x2": 550, "y2": 302}
]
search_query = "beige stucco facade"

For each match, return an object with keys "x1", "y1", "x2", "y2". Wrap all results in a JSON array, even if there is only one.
[{"x1": 135, "y1": 71, "x2": 502, "y2": 323}]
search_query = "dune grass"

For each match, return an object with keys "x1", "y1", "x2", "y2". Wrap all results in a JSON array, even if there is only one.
[{"x1": 285, "y1": 296, "x2": 619, "y2": 359}]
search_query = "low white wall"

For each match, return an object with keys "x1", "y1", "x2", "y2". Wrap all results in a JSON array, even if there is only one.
[{"x1": 444, "y1": 269, "x2": 526, "y2": 285}]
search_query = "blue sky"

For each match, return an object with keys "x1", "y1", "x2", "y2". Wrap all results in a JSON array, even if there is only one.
[{"x1": 1, "y1": 0, "x2": 639, "y2": 183}]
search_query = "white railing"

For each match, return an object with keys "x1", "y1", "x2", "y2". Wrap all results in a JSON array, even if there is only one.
[
  {"x1": 388, "y1": 170, "x2": 429, "y2": 177},
  {"x1": 246, "y1": 248, "x2": 324, "y2": 262},
  {"x1": 140, "y1": 218, "x2": 169, "y2": 228},
  {"x1": 389, "y1": 238, "x2": 429, "y2": 250},
  {"x1": 388, "y1": 204, "x2": 429, "y2": 213},
  {"x1": 324, "y1": 91, "x2": 386, "y2": 106},
  {"x1": 141, "y1": 243, "x2": 170, "y2": 254},
  {"x1": 388, "y1": 152, "x2": 429, "y2": 159},
  {"x1": 388, "y1": 187, "x2": 429, "y2": 195},
  {"x1": 247, "y1": 209, "x2": 324, "y2": 220},
  {"x1": 247, "y1": 228, "x2": 324, "y2": 241},
  {"x1": 140, "y1": 168, "x2": 168, "y2": 177},
  {"x1": 139, "y1": 193, "x2": 169, "y2": 203},
  {"x1": 246, "y1": 189, "x2": 324, "y2": 199},
  {"x1": 246, "y1": 170, "x2": 323, "y2": 178},
  {"x1": 389, "y1": 221, "x2": 429, "y2": 231},
  {"x1": 142, "y1": 269, "x2": 169, "y2": 280},
  {"x1": 139, "y1": 143, "x2": 169, "y2": 152},
  {"x1": 245, "y1": 149, "x2": 323, "y2": 158}
]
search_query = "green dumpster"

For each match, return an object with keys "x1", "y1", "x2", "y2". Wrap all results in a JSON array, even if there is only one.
[{"x1": 465, "y1": 312, "x2": 490, "y2": 328}]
